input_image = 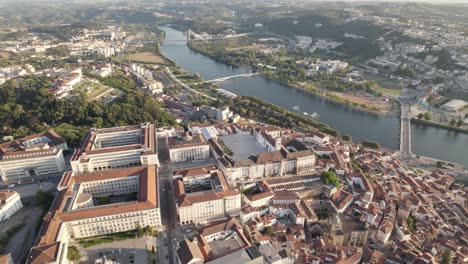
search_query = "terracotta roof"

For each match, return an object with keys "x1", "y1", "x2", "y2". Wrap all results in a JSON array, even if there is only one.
[
  {"x1": 27, "y1": 242, "x2": 60, "y2": 264},
  {"x1": 0, "y1": 190, "x2": 16, "y2": 202},
  {"x1": 174, "y1": 167, "x2": 239, "y2": 207},
  {"x1": 255, "y1": 151, "x2": 284, "y2": 164},
  {"x1": 173, "y1": 165, "x2": 218, "y2": 178},
  {"x1": 178, "y1": 239, "x2": 204, "y2": 264},
  {"x1": 0, "y1": 254, "x2": 12, "y2": 264},
  {"x1": 0, "y1": 130, "x2": 65, "y2": 158}
]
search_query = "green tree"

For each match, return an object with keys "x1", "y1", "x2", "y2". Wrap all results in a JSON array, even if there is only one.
[
  {"x1": 36, "y1": 189, "x2": 53, "y2": 210},
  {"x1": 67, "y1": 246, "x2": 81, "y2": 263},
  {"x1": 417, "y1": 113, "x2": 424, "y2": 119},
  {"x1": 424, "y1": 112, "x2": 432, "y2": 121},
  {"x1": 342, "y1": 134, "x2": 352, "y2": 141},
  {"x1": 456, "y1": 119, "x2": 463, "y2": 127},
  {"x1": 406, "y1": 216, "x2": 416, "y2": 232},
  {"x1": 264, "y1": 226, "x2": 274, "y2": 236},
  {"x1": 441, "y1": 250, "x2": 452, "y2": 264},
  {"x1": 321, "y1": 170, "x2": 340, "y2": 187},
  {"x1": 98, "y1": 197, "x2": 110, "y2": 205}
]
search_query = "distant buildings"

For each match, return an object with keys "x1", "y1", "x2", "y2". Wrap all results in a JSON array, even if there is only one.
[
  {"x1": 50, "y1": 68, "x2": 83, "y2": 99},
  {"x1": 173, "y1": 165, "x2": 241, "y2": 224},
  {"x1": 168, "y1": 132, "x2": 210, "y2": 163},
  {"x1": 70, "y1": 123, "x2": 158, "y2": 174},
  {"x1": 0, "y1": 190, "x2": 23, "y2": 221},
  {"x1": 441, "y1": 99, "x2": 467, "y2": 112},
  {"x1": 0, "y1": 131, "x2": 67, "y2": 182}
]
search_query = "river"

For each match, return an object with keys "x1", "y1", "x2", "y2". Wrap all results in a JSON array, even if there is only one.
[{"x1": 160, "y1": 26, "x2": 468, "y2": 167}]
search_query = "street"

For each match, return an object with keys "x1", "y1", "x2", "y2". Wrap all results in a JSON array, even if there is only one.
[{"x1": 157, "y1": 134, "x2": 178, "y2": 264}]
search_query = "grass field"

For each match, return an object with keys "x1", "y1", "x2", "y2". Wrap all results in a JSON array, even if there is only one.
[
  {"x1": 127, "y1": 52, "x2": 168, "y2": 64},
  {"x1": 79, "y1": 231, "x2": 138, "y2": 248},
  {"x1": 374, "y1": 85, "x2": 402, "y2": 96}
]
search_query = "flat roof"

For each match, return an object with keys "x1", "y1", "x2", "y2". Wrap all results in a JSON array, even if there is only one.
[
  {"x1": 71, "y1": 123, "x2": 156, "y2": 161},
  {"x1": 219, "y1": 133, "x2": 267, "y2": 161}
]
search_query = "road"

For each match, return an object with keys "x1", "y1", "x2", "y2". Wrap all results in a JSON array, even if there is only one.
[
  {"x1": 164, "y1": 66, "x2": 217, "y2": 101},
  {"x1": 157, "y1": 135, "x2": 178, "y2": 264}
]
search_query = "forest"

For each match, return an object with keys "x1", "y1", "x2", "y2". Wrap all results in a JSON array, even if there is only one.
[{"x1": 0, "y1": 73, "x2": 175, "y2": 147}]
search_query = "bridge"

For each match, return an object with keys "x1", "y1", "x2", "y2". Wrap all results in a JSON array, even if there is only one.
[
  {"x1": 398, "y1": 104, "x2": 413, "y2": 159},
  {"x1": 205, "y1": 73, "x2": 260, "y2": 82},
  {"x1": 162, "y1": 29, "x2": 253, "y2": 43}
]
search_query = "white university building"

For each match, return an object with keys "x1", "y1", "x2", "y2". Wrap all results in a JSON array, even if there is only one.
[
  {"x1": 0, "y1": 131, "x2": 68, "y2": 182},
  {"x1": 71, "y1": 123, "x2": 158, "y2": 174}
]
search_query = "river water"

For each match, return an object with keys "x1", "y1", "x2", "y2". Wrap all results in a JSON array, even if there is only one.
[{"x1": 160, "y1": 26, "x2": 468, "y2": 167}]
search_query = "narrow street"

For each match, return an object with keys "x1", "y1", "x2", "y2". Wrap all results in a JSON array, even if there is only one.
[{"x1": 157, "y1": 135, "x2": 178, "y2": 264}]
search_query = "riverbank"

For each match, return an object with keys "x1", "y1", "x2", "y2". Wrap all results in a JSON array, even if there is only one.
[
  {"x1": 411, "y1": 118, "x2": 468, "y2": 134},
  {"x1": 186, "y1": 41, "x2": 395, "y2": 117},
  {"x1": 259, "y1": 71, "x2": 396, "y2": 117},
  {"x1": 160, "y1": 26, "x2": 468, "y2": 167}
]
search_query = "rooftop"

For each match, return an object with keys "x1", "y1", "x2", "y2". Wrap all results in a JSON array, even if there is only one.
[
  {"x1": 219, "y1": 132, "x2": 267, "y2": 161},
  {"x1": 71, "y1": 123, "x2": 155, "y2": 161}
]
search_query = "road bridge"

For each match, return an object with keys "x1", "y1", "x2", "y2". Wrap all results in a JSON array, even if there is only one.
[{"x1": 398, "y1": 104, "x2": 413, "y2": 159}]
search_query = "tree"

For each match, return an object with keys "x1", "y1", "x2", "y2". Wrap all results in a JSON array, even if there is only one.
[
  {"x1": 67, "y1": 246, "x2": 81, "y2": 263},
  {"x1": 264, "y1": 226, "x2": 274, "y2": 236},
  {"x1": 342, "y1": 134, "x2": 352, "y2": 141},
  {"x1": 417, "y1": 113, "x2": 424, "y2": 119},
  {"x1": 441, "y1": 250, "x2": 452, "y2": 264},
  {"x1": 456, "y1": 119, "x2": 463, "y2": 127},
  {"x1": 36, "y1": 189, "x2": 53, "y2": 210},
  {"x1": 436, "y1": 161, "x2": 444, "y2": 168},
  {"x1": 424, "y1": 112, "x2": 432, "y2": 121},
  {"x1": 406, "y1": 216, "x2": 416, "y2": 232},
  {"x1": 98, "y1": 197, "x2": 110, "y2": 205},
  {"x1": 135, "y1": 222, "x2": 144, "y2": 237},
  {"x1": 321, "y1": 170, "x2": 340, "y2": 187}
]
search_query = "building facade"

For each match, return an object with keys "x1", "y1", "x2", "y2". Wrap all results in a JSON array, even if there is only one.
[
  {"x1": 174, "y1": 166, "x2": 241, "y2": 225},
  {"x1": 168, "y1": 132, "x2": 210, "y2": 163},
  {"x1": 71, "y1": 123, "x2": 158, "y2": 174},
  {"x1": 0, "y1": 131, "x2": 67, "y2": 182},
  {"x1": 27, "y1": 166, "x2": 161, "y2": 264},
  {"x1": 0, "y1": 190, "x2": 23, "y2": 222}
]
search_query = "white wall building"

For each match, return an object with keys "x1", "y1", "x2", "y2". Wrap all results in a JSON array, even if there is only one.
[
  {"x1": 168, "y1": 132, "x2": 210, "y2": 163},
  {"x1": 71, "y1": 123, "x2": 158, "y2": 174},
  {"x1": 174, "y1": 165, "x2": 241, "y2": 225},
  {"x1": 0, "y1": 131, "x2": 67, "y2": 182},
  {"x1": 0, "y1": 191, "x2": 23, "y2": 221},
  {"x1": 28, "y1": 166, "x2": 161, "y2": 264}
]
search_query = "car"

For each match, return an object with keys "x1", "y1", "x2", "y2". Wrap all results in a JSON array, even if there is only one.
[
  {"x1": 165, "y1": 255, "x2": 169, "y2": 259},
  {"x1": 7, "y1": 184, "x2": 15, "y2": 188}
]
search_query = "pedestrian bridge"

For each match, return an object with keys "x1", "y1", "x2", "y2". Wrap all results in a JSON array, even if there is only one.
[{"x1": 205, "y1": 73, "x2": 260, "y2": 83}]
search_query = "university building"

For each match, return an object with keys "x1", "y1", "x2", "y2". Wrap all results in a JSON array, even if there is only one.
[
  {"x1": 0, "y1": 131, "x2": 67, "y2": 182},
  {"x1": 173, "y1": 165, "x2": 241, "y2": 225},
  {"x1": 27, "y1": 166, "x2": 161, "y2": 264},
  {"x1": 71, "y1": 123, "x2": 158, "y2": 174},
  {"x1": 168, "y1": 132, "x2": 210, "y2": 163},
  {"x1": 0, "y1": 190, "x2": 23, "y2": 222},
  {"x1": 210, "y1": 127, "x2": 316, "y2": 180}
]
